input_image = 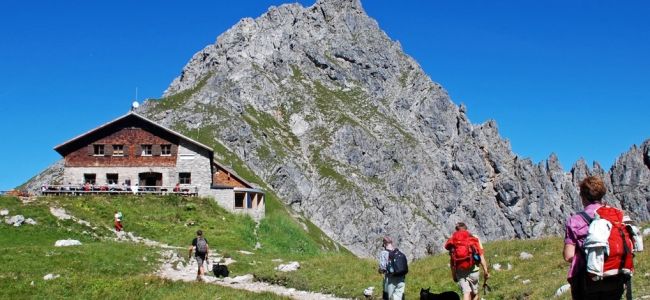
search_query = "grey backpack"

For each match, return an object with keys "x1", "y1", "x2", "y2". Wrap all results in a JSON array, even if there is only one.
[{"x1": 196, "y1": 237, "x2": 208, "y2": 254}]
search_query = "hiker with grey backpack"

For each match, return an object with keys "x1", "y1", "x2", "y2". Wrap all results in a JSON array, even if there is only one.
[{"x1": 189, "y1": 229, "x2": 210, "y2": 281}]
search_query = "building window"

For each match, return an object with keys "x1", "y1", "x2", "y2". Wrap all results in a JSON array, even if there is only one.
[
  {"x1": 234, "y1": 192, "x2": 245, "y2": 209},
  {"x1": 113, "y1": 145, "x2": 124, "y2": 156},
  {"x1": 141, "y1": 144, "x2": 152, "y2": 156},
  {"x1": 84, "y1": 173, "x2": 96, "y2": 184},
  {"x1": 106, "y1": 173, "x2": 118, "y2": 185},
  {"x1": 179, "y1": 172, "x2": 191, "y2": 184},
  {"x1": 93, "y1": 144, "x2": 105, "y2": 156},
  {"x1": 161, "y1": 144, "x2": 172, "y2": 156}
]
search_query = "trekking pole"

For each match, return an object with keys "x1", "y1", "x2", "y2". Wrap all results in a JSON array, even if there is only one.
[
  {"x1": 625, "y1": 275, "x2": 632, "y2": 300},
  {"x1": 483, "y1": 278, "x2": 492, "y2": 295}
]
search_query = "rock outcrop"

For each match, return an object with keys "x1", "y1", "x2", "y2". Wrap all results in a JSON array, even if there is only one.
[{"x1": 25, "y1": 0, "x2": 650, "y2": 259}]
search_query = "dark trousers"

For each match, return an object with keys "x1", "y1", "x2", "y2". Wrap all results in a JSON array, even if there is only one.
[{"x1": 569, "y1": 273, "x2": 627, "y2": 300}]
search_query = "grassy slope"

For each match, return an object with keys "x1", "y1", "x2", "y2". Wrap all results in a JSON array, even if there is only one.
[
  {"x1": 3, "y1": 195, "x2": 648, "y2": 299},
  {"x1": 0, "y1": 196, "x2": 287, "y2": 299}
]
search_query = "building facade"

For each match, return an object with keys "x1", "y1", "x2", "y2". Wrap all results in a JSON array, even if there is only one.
[{"x1": 53, "y1": 112, "x2": 264, "y2": 219}]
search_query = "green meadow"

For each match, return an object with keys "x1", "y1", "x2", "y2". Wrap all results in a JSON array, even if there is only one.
[{"x1": 1, "y1": 195, "x2": 647, "y2": 299}]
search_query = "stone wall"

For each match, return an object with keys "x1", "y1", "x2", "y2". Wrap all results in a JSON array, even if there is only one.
[
  {"x1": 63, "y1": 166, "x2": 177, "y2": 186},
  {"x1": 208, "y1": 188, "x2": 265, "y2": 221},
  {"x1": 176, "y1": 141, "x2": 212, "y2": 196}
]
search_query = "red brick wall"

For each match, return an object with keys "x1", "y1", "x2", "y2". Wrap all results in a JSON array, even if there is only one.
[
  {"x1": 213, "y1": 166, "x2": 247, "y2": 188},
  {"x1": 64, "y1": 127, "x2": 177, "y2": 167}
]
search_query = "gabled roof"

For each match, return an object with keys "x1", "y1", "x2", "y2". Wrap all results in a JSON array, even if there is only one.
[
  {"x1": 54, "y1": 111, "x2": 213, "y2": 156},
  {"x1": 211, "y1": 160, "x2": 257, "y2": 189}
]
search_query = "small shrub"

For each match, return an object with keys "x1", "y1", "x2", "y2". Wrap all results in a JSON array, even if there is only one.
[{"x1": 184, "y1": 203, "x2": 197, "y2": 211}]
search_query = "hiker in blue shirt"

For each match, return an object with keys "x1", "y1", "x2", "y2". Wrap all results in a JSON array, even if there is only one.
[{"x1": 381, "y1": 236, "x2": 407, "y2": 300}]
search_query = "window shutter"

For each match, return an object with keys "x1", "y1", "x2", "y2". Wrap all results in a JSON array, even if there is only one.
[
  {"x1": 88, "y1": 145, "x2": 94, "y2": 155},
  {"x1": 124, "y1": 145, "x2": 129, "y2": 157},
  {"x1": 171, "y1": 145, "x2": 178, "y2": 156},
  {"x1": 106, "y1": 145, "x2": 113, "y2": 156},
  {"x1": 152, "y1": 144, "x2": 161, "y2": 156},
  {"x1": 136, "y1": 145, "x2": 141, "y2": 156}
]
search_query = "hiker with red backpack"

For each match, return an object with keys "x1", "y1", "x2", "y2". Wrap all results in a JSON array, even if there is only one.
[
  {"x1": 563, "y1": 175, "x2": 635, "y2": 300},
  {"x1": 188, "y1": 229, "x2": 210, "y2": 281},
  {"x1": 444, "y1": 222, "x2": 489, "y2": 300}
]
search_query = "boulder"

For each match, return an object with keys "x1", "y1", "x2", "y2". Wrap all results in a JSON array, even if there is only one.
[
  {"x1": 555, "y1": 284, "x2": 570, "y2": 297},
  {"x1": 54, "y1": 239, "x2": 82, "y2": 247},
  {"x1": 6, "y1": 215, "x2": 25, "y2": 226},
  {"x1": 43, "y1": 274, "x2": 60, "y2": 281},
  {"x1": 275, "y1": 261, "x2": 300, "y2": 272},
  {"x1": 363, "y1": 286, "x2": 375, "y2": 296}
]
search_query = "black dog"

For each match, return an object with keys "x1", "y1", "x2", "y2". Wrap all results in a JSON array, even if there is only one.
[
  {"x1": 420, "y1": 288, "x2": 460, "y2": 300},
  {"x1": 212, "y1": 263, "x2": 229, "y2": 278}
]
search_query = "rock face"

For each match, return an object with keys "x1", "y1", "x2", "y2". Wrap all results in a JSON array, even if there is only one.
[
  {"x1": 25, "y1": 0, "x2": 650, "y2": 259},
  {"x1": 20, "y1": 159, "x2": 64, "y2": 193},
  {"x1": 135, "y1": 0, "x2": 650, "y2": 259}
]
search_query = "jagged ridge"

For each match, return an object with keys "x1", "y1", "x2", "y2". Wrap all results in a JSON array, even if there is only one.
[{"x1": 25, "y1": 0, "x2": 650, "y2": 259}]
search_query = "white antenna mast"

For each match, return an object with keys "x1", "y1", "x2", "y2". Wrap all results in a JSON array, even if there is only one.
[{"x1": 131, "y1": 87, "x2": 140, "y2": 112}]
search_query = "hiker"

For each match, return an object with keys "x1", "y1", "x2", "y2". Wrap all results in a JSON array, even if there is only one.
[
  {"x1": 563, "y1": 175, "x2": 633, "y2": 299},
  {"x1": 114, "y1": 211, "x2": 123, "y2": 232},
  {"x1": 378, "y1": 239, "x2": 390, "y2": 300},
  {"x1": 189, "y1": 229, "x2": 210, "y2": 281},
  {"x1": 380, "y1": 236, "x2": 407, "y2": 300},
  {"x1": 444, "y1": 222, "x2": 489, "y2": 300}
]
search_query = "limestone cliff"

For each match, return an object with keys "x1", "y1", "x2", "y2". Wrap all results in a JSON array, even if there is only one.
[{"x1": 26, "y1": 0, "x2": 650, "y2": 259}]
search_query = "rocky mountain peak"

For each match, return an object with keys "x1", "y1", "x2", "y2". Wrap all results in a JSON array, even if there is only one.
[{"x1": 25, "y1": 0, "x2": 648, "y2": 260}]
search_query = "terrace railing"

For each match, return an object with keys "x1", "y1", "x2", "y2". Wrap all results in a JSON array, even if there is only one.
[{"x1": 40, "y1": 185, "x2": 198, "y2": 196}]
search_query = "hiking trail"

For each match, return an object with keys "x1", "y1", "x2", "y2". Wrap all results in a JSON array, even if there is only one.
[{"x1": 49, "y1": 206, "x2": 350, "y2": 300}]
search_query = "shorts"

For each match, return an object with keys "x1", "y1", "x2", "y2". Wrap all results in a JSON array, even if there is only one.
[
  {"x1": 456, "y1": 269, "x2": 480, "y2": 295},
  {"x1": 195, "y1": 254, "x2": 206, "y2": 268}
]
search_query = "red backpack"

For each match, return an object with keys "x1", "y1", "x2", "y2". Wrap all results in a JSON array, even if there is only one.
[
  {"x1": 579, "y1": 206, "x2": 634, "y2": 279},
  {"x1": 445, "y1": 230, "x2": 480, "y2": 271}
]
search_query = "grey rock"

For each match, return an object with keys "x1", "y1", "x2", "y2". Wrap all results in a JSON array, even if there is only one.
[
  {"x1": 275, "y1": 261, "x2": 300, "y2": 272},
  {"x1": 24, "y1": 218, "x2": 37, "y2": 225},
  {"x1": 43, "y1": 273, "x2": 60, "y2": 281},
  {"x1": 21, "y1": 159, "x2": 64, "y2": 193},
  {"x1": 123, "y1": 0, "x2": 650, "y2": 258},
  {"x1": 23, "y1": 0, "x2": 650, "y2": 259},
  {"x1": 0, "y1": 209, "x2": 8, "y2": 216},
  {"x1": 519, "y1": 252, "x2": 533, "y2": 260},
  {"x1": 6, "y1": 215, "x2": 25, "y2": 226},
  {"x1": 54, "y1": 239, "x2": 82, "y2": 247},
  {"x1": 555, "y1": 284, "x2": 571, "y2": 297}
]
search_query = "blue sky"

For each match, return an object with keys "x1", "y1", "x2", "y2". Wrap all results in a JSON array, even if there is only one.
[{"x1": 1, "y1": 0, "x2": 648, "y2": 191}]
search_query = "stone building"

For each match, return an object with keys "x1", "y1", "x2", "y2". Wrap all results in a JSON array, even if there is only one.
[{"x1": 53, "y1": 111, "x2": 265, "y2": 219}]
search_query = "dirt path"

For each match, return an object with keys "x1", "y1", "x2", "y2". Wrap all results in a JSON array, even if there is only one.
[
  {"x1": 156, "y1": 250, "x2": 350, "y2": 300},
  {"x1": 49, "y1": 206, "x2": 351, "y2": 300}
]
